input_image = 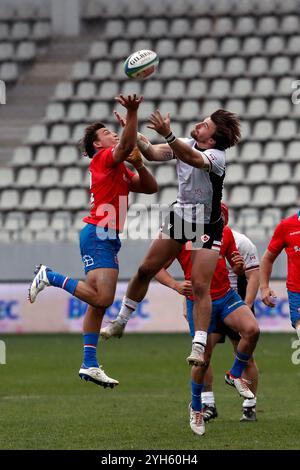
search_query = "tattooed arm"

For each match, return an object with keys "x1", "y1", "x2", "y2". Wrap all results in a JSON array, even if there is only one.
[{"x1": 137, "y1": 134, "x2": 175, "y2": 162}]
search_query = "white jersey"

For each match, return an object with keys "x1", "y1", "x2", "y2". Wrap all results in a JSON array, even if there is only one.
[
  {"x1": 227, "y1": 230, "x2": 260, "y2": 291},
  {"x1": 173, "y1": 138, "x2": 226, "y2": 224}
]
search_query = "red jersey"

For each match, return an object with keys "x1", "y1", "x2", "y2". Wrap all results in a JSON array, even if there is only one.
[
  {"x1": 268, "y1": 213, "x2": 300, "y2": 293},
  {"x1": 177, "y1": 226, "x2": 239, "y2": 301},
  {"x1": 83, "y1": 147, "x2": 135, "y2": 231}
]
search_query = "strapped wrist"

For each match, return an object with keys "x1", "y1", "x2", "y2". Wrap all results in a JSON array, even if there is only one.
[{"x1": 164, "y1": 131, "x2": 177, "y2": 144}]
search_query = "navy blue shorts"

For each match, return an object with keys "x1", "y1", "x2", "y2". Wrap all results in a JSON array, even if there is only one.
[
  {"x1": 287, "y1": 290, "x2": 300, "y2": 328},
  {"x1": 79, "y1": 223, "x2": 121, "y2": 274},
  {"x1": 186, "y1": 289, "x2": 245, "y2": 338}
]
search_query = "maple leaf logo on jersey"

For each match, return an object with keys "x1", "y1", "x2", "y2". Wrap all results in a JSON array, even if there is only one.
[{"x1": 201, "y1": 234, "x2": 210, "y2": 243}]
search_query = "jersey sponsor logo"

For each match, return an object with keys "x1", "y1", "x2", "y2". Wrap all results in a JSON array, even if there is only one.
[
  {"x1": 294, "y1": 246, "x2": 300, "y2": 252},
  {"x1": 201, "y1": 234, "x2": 210, "y2": 243},
  {"x1": 290, "y1": 231, "x2": 300, "y2": 236},
  {"x1": 250, "y1": 254, "x2": 258, "y2": 261},
  {"x1": 83, "y1": 255, "x2": 94, "y2": 267},
  {"x1": 167, "y1": 223, "x2": 173, "y2": 230}
]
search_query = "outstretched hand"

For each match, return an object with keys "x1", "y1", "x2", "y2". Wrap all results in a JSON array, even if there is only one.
[
  {"x1": 114, "y1": 94, "x2": 143, "y2": 111},
  {"x1": 147, "y1": 110, "x2": 171, "y2": 137}
]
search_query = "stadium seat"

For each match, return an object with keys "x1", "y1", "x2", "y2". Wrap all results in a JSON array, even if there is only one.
[
  {"x1": 192, "y1": 18, "x2": 212, "y2": 37},
  {"x1": 170, "y1": 19, "x2": 190, "y2": 38},
  {"x1": 276, "y1": 119, "x2": 297, "y2": 140},
  {"x1": 235, "y1": 17, "x2": 256, "y2": 36},
  {"x1": 225, "y1": 164, "x2": 245, "y2": 185},
  {"x1": 0, "y1": 189, "x2": 19, "y2": 210},
  {"x1": 244, "y1": 227, "x2": 266, "y2": 241},
  {"x1": 265, "y1": 36, "x2": 285, "y2": 56},
  {"x1": 210, "y1": 79, "x2": 231, "y2": 99},
  {"x1": 228, "y1": 186, "x2": 251, "y2": 208},
  {"x1": 60, "y1": 168, "x2": 83, "y2": 188},
  {"x1": 269, "y1": 163, "x2": 291, "y2": 184},
  {"x1": 126, "y1": 19, "x2": 146, "y2": 39},
  {"x1": 65, "y1": 189, "x2": 88, "y2": 210},
  {"x1": 287, "y1": 36, "x2": 300, "y2": 55},
  {"x1": 0, "y1": 168, "x2": 14, "y2": 188},
  {"x1": 34, "y1": 146, "x2": 56, "y2": 167},
  {"x1": 103, "y1": 19, "x2": 125, "y2": 39},
  {"x1": 93, "y1": 60, "x2": 113, "y2": 80},
  {"x1": 36, "y1": 168, "x2": 60, "y2": 188},
  {"x1": 225, "y1": 99, "x2": 246, "y2": 116},
  {"x1": 147, "y1": 20, "x2": 168, "y2": 39},
  {"x1": 247, "y1": 163, "x2": 268, "y2": 185},
  {"x1": 273, "y1": 185, "x2": 298, "y2": 207},
  {"x1": 226, "y1": 58, "x2": 247, "y2": 77},
  {"x1": 56, "y1": 146, "x2": 78, "y2": 167},
  {"x1": 110, "y1": 40, "x2": 130, "y2": 60},
  {"x1": 44, "y1": 189, "x2": 65, "y2": 210},
  {"x1": 281, "y1": 15, "x2": 299, "y2": 34},
  {"x1": 236, "y1": 208, "x2": 259, "y2": 229},
  {"x1": 286, "y1": 141, "x2": 300, "y2": 161},
  {"x1": 231, "y1": 78, "x2": 252, "y2": 98},
  {"x1": 32, "y1": 21, "x2": 51, "y2": 40},
  {"x1": 198, "y1": 38, "x2": 217, "y2": 58},
  {"x1": 261, "y1": 208, "x2": 282, "y2": 228},
  {"x1": 241, "y1": 37, "x2": 263, "y2": 57},
  {"x1": 21, "y1": 189, "x2": 42, "y2": 210},
  {"x1": 120, "y1": 81, "x2": 142, "y2": 97},
  {"x1": 35, "y1": 230, "x2": 57, "y2": 242},
  {"x1": 11, "y1": 22, "x2": 31, "y2": 40},
  {"x1": 254, "y1": 77, "x2": 276, "y2": 97},
  {"x1": 48, "y1": 124, "x2": 70, "y2": 144},
  {"x1": 27, "y1": 212, "x2": 49, "y2": 231},
  {"x1": 66, "y1": 103, "x2": 88, "y2": 123},
  {"x1": 178, "y1": 100, "x2": 199, "y2": 120},
  {"x1": 72, "y1": 61, "x2": 90, "y2": 81},
  {"x1": 176, "y1": 39, "x2": 197, "y2": 58},
  {"x1": 186, "y1": 79, "x2": 207, "y2": 98},
  {"x1": 132, "y1": 39, "x2": 153, "y2": 52},
  {"x1": 144, "y1": 80, "x2": 164, "y2": 99},
  {"x1": 270, "y1": 57, "x2": 292, "y2": 77},
  {"x1": 257, "y1": 16, "x2": 278, "y2": 36},
  {"x1": 220, "y1": 37, "x2": 240, "y2": 57},
  {"x1": 247, "y1": 57, "x2": 268, "y2": 77},
  {"x1": 76, "y1": 82, "x2": 97, "y2": 101},
  {"x1": 51, "y1": 211, "x2": 72, "y2": 231},
  {"x1": 14, "y1": 168, "x2": 38, "y2": 188},
  {"x1": 252, "y1": 120, "x2": 274, "y2": 141},
  {"x1": 158, "y1": 188, "x2": 178, "y2": 206},
  {"x1": 54, "y1": 82, "x2": 74, "y2": 101},
  {"x1": 291, "y1": 163, "x2": 300, "y2": 183},
  {"x1": 26, "y1": 125, "x2": 47, "y2": 145},
  {"x1": 247, "y1": 98, "x2": 268, "y2": 118},
  {"x1": 214, "y1": 17, "x2": 234, "y2": 37},
  {"x1": 44, "y1": 103, "x2": 65, "y2": 123},
  {"x1": 15, "y1": 42, "x2": 36, "y2": 62},
  {"x1": 202, "y1": 58, "x2": 224, "y2": 78},
  {"x1": 240, "y1": 142, "x2": 262, "y2": 162},
  {"x1": 158, "y1": 100, "x2": 178, "y2": 117},
  {"x1": 251, "y1": 185, "x2": 275, "y2": 207},
  {"x1": 4, "y1": 212, "x2": 26, "y2": 231},
  {"x1": 264, "y1": 142, "x2": 284, "y2": 162},
  {"x1": 270, "y1": 98, "x2": 291, "y2": 117},
  {"x1": 88, "y1": 41, "x2": 108, "y2": 61},
  {"x1": 98, "y1": 82, "x2": 119, "y2": 100},
  {"x1": 277, "y1": 76, "x2": 295, "y2": 96},
  {"x1": 0, "y1": 62, "x2": 18, "y2": 82}
]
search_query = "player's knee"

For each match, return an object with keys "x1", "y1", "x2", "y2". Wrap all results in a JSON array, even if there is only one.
[
  {"x1": 192, "y1": 280, "x2": 210, "y2": 299},
  {"x1": 92, "y1": 293, "x2": 114, "y2": 309},
  {"x1": 245, "y1": 323, "x2": 260, "y2": 342}
]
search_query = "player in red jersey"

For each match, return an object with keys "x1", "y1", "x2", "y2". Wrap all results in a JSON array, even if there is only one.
[
  {"x1": 155, "y1": 225, "x2": 260, "y2": 436},
  {"x1": 28, "y1": 94, "x2": 158, "y2": 388},
  {"x1": 260, "y1": 211, "x2": 300, "y2": 341}
]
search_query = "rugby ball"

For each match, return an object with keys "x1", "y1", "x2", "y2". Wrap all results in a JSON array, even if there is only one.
[{"x1": 124, "y1": 50, "x2": 159, "y2": 80}]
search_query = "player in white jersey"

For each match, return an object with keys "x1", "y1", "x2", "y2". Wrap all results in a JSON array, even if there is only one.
[{"x1": 101, "y1": 109, "x2": 241, "y2": 367}]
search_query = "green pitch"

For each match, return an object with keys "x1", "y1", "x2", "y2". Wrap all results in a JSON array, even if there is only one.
[{"x1": 0, "y1": 333, "x2": 299, "y2": 450}]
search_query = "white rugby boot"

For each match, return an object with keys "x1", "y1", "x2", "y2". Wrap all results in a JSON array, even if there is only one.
[
  {"x1": 79, "y1": 366, "x2": 119, "y2": 388},
  {"x1": 28, "y1": 264, "x2": 51, "y2": 303},
  {"x1": 225, "y1": 371, "x2": 254, "y2": 399},
  {"x1": 189, "y1": 403, "x2": 205, "y2": 436},
  {"x1": 100, "y1": 320, "x2": 125, "y2": 339},
  {"x1": 186, "y1": 342, "x2": 206, "y2": 366}
]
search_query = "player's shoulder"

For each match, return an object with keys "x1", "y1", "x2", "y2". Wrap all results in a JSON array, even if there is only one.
[
  {"x1": 203, "y1": 148, "x2": 226, "y2": 169},
  {"x1": 231, "y1": 229, "x2": 256, "y2": 250}
]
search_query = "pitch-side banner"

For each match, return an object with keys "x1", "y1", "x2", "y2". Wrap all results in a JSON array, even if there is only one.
[{"x1": 0, "y1": 281, "x2": 294, "y2": 333}]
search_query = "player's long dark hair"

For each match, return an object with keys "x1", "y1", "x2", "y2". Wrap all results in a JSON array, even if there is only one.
[
  {"x1": 79, "y1": 121, "x2": 106, "y2": 158},
  {"x1": 210, "y1": 109, "x2": 241, "y2": 150}
]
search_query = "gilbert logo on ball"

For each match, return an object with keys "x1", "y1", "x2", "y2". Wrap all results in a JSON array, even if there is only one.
[{"x1": 124, "y1": 50, "x2": 159, "y2": 80}]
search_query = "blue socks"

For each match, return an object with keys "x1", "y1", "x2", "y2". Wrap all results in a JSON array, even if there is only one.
[
  {"x1": 83, "y1": 333, "x2": 99, "y2": 368},
  {"x1": 191, "y1": 381, "x2": 203, "y2": 411},
  {"x1": 47, "y1": 270, "x2": 78, "y2": 295},
  {"x1": 230, "y1": 351, "x2": 251, "y2": 378}
]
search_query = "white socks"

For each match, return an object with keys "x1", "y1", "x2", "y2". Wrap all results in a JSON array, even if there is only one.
[
  {"x1": 117, "y1": 296, "x2": 138, "y2": 325},
  {"x1": 202, "y1": 391, "x2": 215, "y2": 407},
  {"x1": 193, "y1": 330, "x2": 207, "y2": 346},
  {"x1": 243, "y1": 397, "x2": 257, "y2": 408},
  {"x1": 296, "y1": 324, "x2": 300, "y2": 342}
]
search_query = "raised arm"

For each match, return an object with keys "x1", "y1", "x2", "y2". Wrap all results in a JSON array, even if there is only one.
[
  {"x1": 126, "y1": 147, "x2": 158, "y2": 194},
  {"x1": 147, "y1": 110, "x2": 210, "y2": 169},
  {"x1": 113, "y1": 94, "x2": 143, "y2": 164}
]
